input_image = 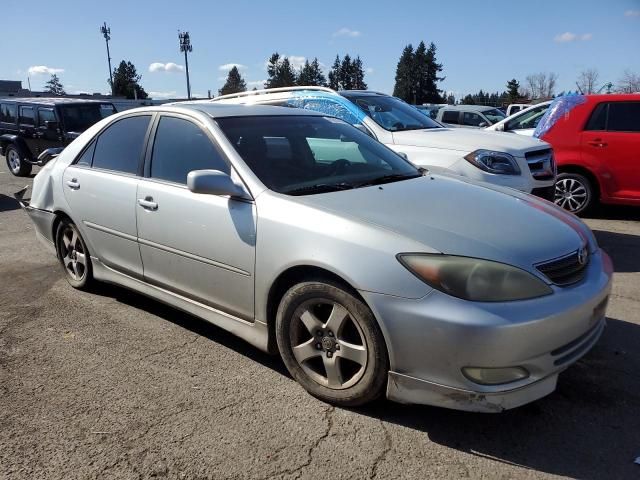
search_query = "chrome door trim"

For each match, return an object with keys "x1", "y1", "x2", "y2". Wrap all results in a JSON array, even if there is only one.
[{"x1": 84, "y1": 221, "x2": 137, "y2": 242}]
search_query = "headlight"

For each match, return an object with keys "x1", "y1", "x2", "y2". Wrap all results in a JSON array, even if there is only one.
[
  {"x1": 464, "y1": 149, "x2": 520, "y2": 175},
  {"x1": 397, "y1": 254, "x2": 552, "y2": 302}
]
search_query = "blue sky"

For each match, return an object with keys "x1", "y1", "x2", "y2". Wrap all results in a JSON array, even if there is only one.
[{"x1": 3, "y1": 0, "x2": 639, "y2": 100}]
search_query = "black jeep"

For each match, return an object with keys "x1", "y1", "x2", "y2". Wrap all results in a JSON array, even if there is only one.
[{"x1": 0, "y1": 98, "x2": 116, "y2": 176}]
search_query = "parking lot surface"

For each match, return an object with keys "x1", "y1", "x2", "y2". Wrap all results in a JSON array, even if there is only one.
[{"x1": 1, "y1": 159, "x2": 639, "y2": 480}]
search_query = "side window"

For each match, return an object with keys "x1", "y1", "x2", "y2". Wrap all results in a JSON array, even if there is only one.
[
  {"x1": 150, "y1": 116, "x2": 229, "y2": 184},
  {"x1": 607, "y1": 102, "x2": 640, "y2": 132},
  {"x1": 441, "y1": 111, "x2": 459, "y2": 124},
  {"x1": 0, "y1": 104, "x2": 17, "y2": 123},
  {"x1": 75, "y1": 141, "x2": 96, "y2": 167},
  {"x1": 507, "y1": 104, "x2": 548, "y2": 131},
  {"x1": 462, "y1": 112, "x2": 483, "y2": 127},
  {"x1": 92, "y1": 115, "x2": 151, "y2": 174},
  {"x1": 38, "y1": 108, "x2": 56, "y2": 125},
  {"x1": 19, "y1": 106, "x2": 35, "y2": 125},
  {"x1": 585, "y1": 103, "x2": 608, "y2": 131}
]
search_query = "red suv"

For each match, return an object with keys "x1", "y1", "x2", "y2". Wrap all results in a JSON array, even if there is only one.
[{"x1": 540, "y1": 94, "x2": 640, "y2": 215}]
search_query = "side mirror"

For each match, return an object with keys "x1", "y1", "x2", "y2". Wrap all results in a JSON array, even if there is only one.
[
  {"x1": 44, "y1": 120, "x2": 59, "y2": 130},
  {"x1": 187, "y1": 170, "x2": 246, "y2": 198},
  {"x1": 494, "y1": 123, "x2": 505, "y2": 132}
]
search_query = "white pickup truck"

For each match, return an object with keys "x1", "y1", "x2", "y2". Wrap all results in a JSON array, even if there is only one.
[{"x1": 206, "y1": 87, "x2": 556, "y2": 200}]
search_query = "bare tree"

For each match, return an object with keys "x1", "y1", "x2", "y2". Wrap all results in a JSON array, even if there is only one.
[
  {"x1": 526, "y1": 72, "x2": 559, "y2": 99},
  {"x1": 577, "y1": 68, "x2": 599, "y2": 94},
  {"x1": 617, "y1": 70, "x2": 640, "y2": 93}
]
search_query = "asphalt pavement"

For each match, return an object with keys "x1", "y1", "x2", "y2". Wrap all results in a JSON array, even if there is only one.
[{"x1": 1, "y1": 159, "x2": 639, "y2": 479}]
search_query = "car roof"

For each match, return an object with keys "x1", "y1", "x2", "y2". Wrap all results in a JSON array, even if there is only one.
[
  {"x1": 173, "y1": 102, "x2": 325, "y2": 118},
  {"x1": 584, "y1": 93, "x2": 640, "y2": 102},
  {"x1": 339, "y1": 90, "x2": 387, "y2": 98},
  {"x1": 0, "y1": 97, "x2": 114, "y2": 106},
  {"x1": 442, "y1": 105, "x2": 497, "y2": 111}
]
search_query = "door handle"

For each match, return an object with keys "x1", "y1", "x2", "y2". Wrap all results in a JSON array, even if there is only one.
[
  {"x1": 587, "y1": 139, "x2": 608, "y2": 148},
  {"x1": 66, "y1": 178, "x2": 80, "y2": 190},
  {"x1": 137, "y1": 197, "x2": 158, "y2": 211}
]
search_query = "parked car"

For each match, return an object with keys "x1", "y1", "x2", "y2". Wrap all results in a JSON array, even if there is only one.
[
  {"x1": 534, "y1": 94, "x2": 640, "y2": 214},
  {"x1": 486, "y1": 101, "x2": 552, "y2": 136},
  {"x1": 435, "y1": 105, "x2": 507, "y2": 128},
  {"x1": 414, "y1": 103, "x2": 446, "y2": 119},
  {"x1": 506, "y1": 103, "x2": 532, "y2": 116},
  {"x1": 207, "y1": 87, "x2": 556, "y2": 200},
  {"x1": 17, "y1": 103, "x2": 612, "y2": 412},
  {"x1": 0, "y1": 98, "x2": 116, "y2": 176}
]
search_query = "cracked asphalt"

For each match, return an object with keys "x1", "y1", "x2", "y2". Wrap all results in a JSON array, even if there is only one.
[{"x1": 1, "y1": 159, "x2": 639, "y2": 479}]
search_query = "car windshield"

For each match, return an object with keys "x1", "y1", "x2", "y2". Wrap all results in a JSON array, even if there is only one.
[
  {"x1": 482, "y1": 108, "x2": 506, "y2": 124},
  {"x1": 506, "y1": 104, "x2": 549, "y2": 130},
  {"x1": 216, "y1": 115, "x2": 422, "y2": 195},
  {"x1": 345, "y1": 95, "x2": 442, "y2": 131},
  {"x1": 60, "y1": 103, "x2": 116, "y2": 132}
]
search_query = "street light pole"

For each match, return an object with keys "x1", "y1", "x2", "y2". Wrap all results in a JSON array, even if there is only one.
[
  {"x1": 100, "y1": 22, "x2": 114, "y2": 96},
  {"x1": 179, "y1": 31, "x2": 193, "y2": 100}
]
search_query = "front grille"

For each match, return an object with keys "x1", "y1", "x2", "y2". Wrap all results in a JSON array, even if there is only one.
[
  {"x1": 536, "y1": 249, "x2": 589, "y2": 286},
  {"x1": 525, "y1": 148, "x2": 555, "y2": 181}
]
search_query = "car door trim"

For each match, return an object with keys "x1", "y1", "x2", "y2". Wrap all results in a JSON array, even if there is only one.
[
  {"x1": 138, "y1": 237, "x2": 251, "y2": 276},
  {"x1": 84, "y1": 220, "x2": 138, "y2": 242}
]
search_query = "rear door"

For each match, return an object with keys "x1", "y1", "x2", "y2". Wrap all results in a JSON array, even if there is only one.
[
  {"x1": 581, "y1": 101, "x2": 640, "y2": 200},
  {"x1": 36, "y1": 107, "x2": 61, "y2": 154},
  {"x1": 18, "y1": 105, "x2": 38, "y2": 157},
  {"x1": 62, "y1": 114, "x2": 152, "y2": 277}
]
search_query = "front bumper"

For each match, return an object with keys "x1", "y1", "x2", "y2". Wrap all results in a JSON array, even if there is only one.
[{"x1": 361, "y1": 249, "x2": 613, "y2": 412}]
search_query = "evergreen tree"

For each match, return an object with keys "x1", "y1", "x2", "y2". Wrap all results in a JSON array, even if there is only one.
[
  {"x1": 327, "y1": 55, "x2": 341, "y2": 90},
  {"x1": 461, "y1": 94, "x2": 475, "y2": 105},
  {"x1": 265, "y1": 53, "x2": 281, "y2": 87},
  {"x1": 413, "y1": 41, "x2": 429, "y2": 104},
  {"x1": 297, "y1": 58, "x2": 326, "y2": 87},
  {"x1": 111, "y1": 60, "x2": 148, "y2": 99},
  {"x1": 44, "y1": 74, "x2": 65, "y2": 95},
  {"x1": 352, "y1": 56, "x2": 367, "y2": 90},
  {"x1": 506, "y1": 78, "x2": 520, "y2": 104},
  {"x1": 339, "y1": 54, "x2": 354, "y2": 90},
  {"x1": 265, "y1": 53, "x2": 297, "y2": 88},
  {"x1": 423, "y1": 42, "x2": 444, "y2": 103},
  {"x1": 219, "y1": 66, "x2": 247, "y2": 96},
  {"x1": 393, "y1": 44, "x2": 415, "y2": 102}
]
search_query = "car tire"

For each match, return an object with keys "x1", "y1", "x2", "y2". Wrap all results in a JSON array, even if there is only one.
[
  {"x1": 276, "y1": 280, "x2": 389, "y2": 407},
  {"x1": 554, "y1": 172, "x2": 594, "y2": 216},
  {"x1": 55, "y1": 218, "x2": 94, "y2": 290},
  {"x1": 5, "y1": 144, "x2": 32, "y2": 177}
]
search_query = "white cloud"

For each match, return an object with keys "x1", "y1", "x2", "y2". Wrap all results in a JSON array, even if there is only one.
[
  {"x1": 218, "y1": 63, "x2": 247, "y2": 71},
  {"x1": 28, "y1": 65, "x2": 64, "y2": 75},
  {"x1": 554, "y1": 32, "x2": 592, "y2": 42},
  {"x1": 624, "y1": 9, "x2": 640, "y2": 17},
  {"x1": 149, "y1": 62, "x2": 184, "y2": 73},
  {"x1": 332, "y1": 27, "x2": 361, "y2": 38},
  {"x1": 149, "y1": 91, "x2": 177, "y2": 99}
]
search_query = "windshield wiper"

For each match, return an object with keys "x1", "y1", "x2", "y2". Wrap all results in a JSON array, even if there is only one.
[
  {"x1": 285, "y1": 183, "x2": 355, "y2": 196},
  {"x1": 357, "y1": 172, "x2": 422, "y2": 188}
]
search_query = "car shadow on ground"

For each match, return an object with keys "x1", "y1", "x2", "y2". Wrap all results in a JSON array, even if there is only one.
[
  {"x1": 593, "y1": 229, "x2": 640, "y2": 273},
  {"x1": 93, "y1": 282, "x2": 640, "y2": 479},
  {"x1": 586, "y1": 204, "x2": 640, "y2": 221},
  {"x1": 0, "y1": 193, "x2": 20, "y2": 213}
]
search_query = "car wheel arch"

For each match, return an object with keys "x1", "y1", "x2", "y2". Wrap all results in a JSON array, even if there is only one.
[{"x1": 557, "y1": 165, "x2": 601, "y2": 200}]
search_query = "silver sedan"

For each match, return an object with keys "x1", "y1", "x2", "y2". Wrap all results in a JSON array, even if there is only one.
[{"x1": 17, "y1": 103, "x2": 612, "y2": 412}]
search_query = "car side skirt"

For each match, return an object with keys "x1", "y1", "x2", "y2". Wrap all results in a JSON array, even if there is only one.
[{"x1": 91, "y1": 258, "x2": 270, "y2": 353}]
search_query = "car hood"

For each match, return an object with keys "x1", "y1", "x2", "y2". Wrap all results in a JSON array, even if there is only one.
[
  {"x1": 391, "y1": 127, "x2": 549, "y2": 156},
  {"x1": 293, "y1": 175, "x2": 589, "y2": 272}
]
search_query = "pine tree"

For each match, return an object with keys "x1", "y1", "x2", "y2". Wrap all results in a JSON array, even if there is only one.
[
  {"x1": 111, "y1": 60, "x2": 148, "y2": 99},
  {"x1": 413, "y1": 41, "x2": 429, "y2": 104},
  {"x1": 219, "y1": 66, "x2": 247, "y2": 96},
  {"x1": 328, "y1": 55, "x2": 341, "y2": 90},
  {"x1": 352, "y1": 56, "x2": 367, "y2": 90},
  {"x1": 265, "y1": 53, "x2": 281, "y2": 87},
  {"x1": 393, "y1": 44, "x2": 415, "y2": 102},
  {"x1": 265, "y1": 53, "x2": 297, "y2": 88},
  {"x1": 339, "y1": 54, "x2": 355, "y2": 90},
  {"x1": 44, "y1": 74, "x2": 65, "y2": 95},
  {"x1": 297, "y1": 58, "x2": 326, "y2": 87},
  {"x1": 506, "y1": 78, "x2": 520, "y2": 104},
  {"x1": 423, "y1": 42, "x2": 444, "y2": 103}
]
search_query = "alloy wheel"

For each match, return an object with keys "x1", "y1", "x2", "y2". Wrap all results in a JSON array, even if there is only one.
[
  {"x1": 555, "y1": 177, "x2": 588, "y2": 213},
  {"x1": 290, "y1": 300, "x2": 368, "y2": 390},
  {"x1": 59, "y1": 226, "x2": 87, "y2": 281},
  {"x1": 7, "y1": 149, "x2": 21, "y2": 175}
]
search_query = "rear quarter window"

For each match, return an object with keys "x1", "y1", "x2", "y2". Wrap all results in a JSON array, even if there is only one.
[
  {"x1": 0, "y1": 103, "x2": 17, "y2": 123},
  {"x1": 441, "y1": 111, "x2": 459, "y2": 124}
]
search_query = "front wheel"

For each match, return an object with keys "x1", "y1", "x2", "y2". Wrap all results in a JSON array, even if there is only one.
[
  {"x1": 554, "y1": 172, "x2": 594, "y2": 215},
  {"x1": 5, "y1": 145, "x2": 32, "y2": 177},
  {"x1": 276, "y1": 280, "x2": 389, "y2": 407},
  {"x1": 55, "y1": 219, "x2": 93, "y2": 289}
]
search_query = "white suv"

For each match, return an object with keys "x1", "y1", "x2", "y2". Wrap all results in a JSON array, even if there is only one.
[{"x1": 208, "y1": 87, "x2": 556, "y2": 199}]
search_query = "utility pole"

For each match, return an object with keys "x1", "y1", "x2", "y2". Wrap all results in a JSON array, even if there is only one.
[
  {"x1": 100, "y1": 22, "x2": 114, "y2": 96},
  {"x1": 179, "y1": 31, "x2": 193, "y2": 99}
]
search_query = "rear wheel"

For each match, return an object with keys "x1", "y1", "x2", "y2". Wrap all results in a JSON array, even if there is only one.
[
  {"x1": 276, "y1": 280, "x2": 388, "y2": 407},
  {"x1": 5, "y1": 145, "x2": 32, "y2": 177},
  {"x1": 55, "y1": 219, "x2": 93, "y2": 289},
  {"x1": 554, "y1": 172, "x2": 594, "y2": 215}
]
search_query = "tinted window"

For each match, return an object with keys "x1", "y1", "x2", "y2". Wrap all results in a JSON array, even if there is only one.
[
  {"x1": 92, "y1": 115, "x2": 150, "y2": 174},
  {"x1": 607, "y1": 102, "x2": 640, "y2": 132},
  {"x1": 38, "y1": 108, "x2": 56, "y2": 124},
  {"x1": 585, "y1": 103, "x2": 608, "y2": 131},
  {"x1": 442, "y1": 111, "x2": 459, "y2": 124},
  {"x1": 19, "y1": 106, "x2": 35, "y2": 125},
  {"x1": 462, "y1": 112, "x2": 483, "y2": 126},
  {"x1": 346, "y1": 94, "x2": 442, "y2": 131},
  {"x1": 482, "y1": 108, "x2": 506, "y2": 124},
  {"x1": 0, "y1": 103, "x2": 17, "y2": 123},
  {"x1": 75, "y1": 141, "x2": 96, "y2": 167},
  {"x1": 150, "y1": 116, "x2": 228, "y2": 184},
  {"x1": 61, "y1": 104, "x2": 114, "y2": 132}
]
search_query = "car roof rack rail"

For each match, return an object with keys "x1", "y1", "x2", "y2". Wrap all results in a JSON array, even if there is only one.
[{"x1": 211, "y1": 86, "x2": 337, "y2": 102}]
